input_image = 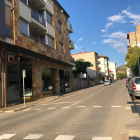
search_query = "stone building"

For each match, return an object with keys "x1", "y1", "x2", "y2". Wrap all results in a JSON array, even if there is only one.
[
  {"x1": 98, "y1": 55, "x2": 109, "y2": 81},
  {"x1": 127, "y1": 24, "x2": 140, "y2": 49},
  {"x1": 71, "y1": 49, "x2": 99, "y2": 84},
  {"x1": 0, "y1": 0, "x2": 75, "y2": 107}
]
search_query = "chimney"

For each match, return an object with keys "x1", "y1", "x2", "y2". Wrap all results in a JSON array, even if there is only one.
[{"x1": 83, "y1": 48, "x2": 85, "y2": 53}]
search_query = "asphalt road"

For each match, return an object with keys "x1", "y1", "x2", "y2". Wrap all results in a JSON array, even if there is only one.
[{"x1": 0, "y1": 80, "x2": 128, "y2": 140}]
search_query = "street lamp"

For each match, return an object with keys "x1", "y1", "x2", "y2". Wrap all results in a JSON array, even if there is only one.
[{"x1": 130, "y1": 21, "x2": 140, "y2": 76}]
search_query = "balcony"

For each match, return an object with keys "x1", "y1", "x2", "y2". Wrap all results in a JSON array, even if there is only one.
[
  {"x1": 45, "y1": 0, "x2": 54, "y2": 15},
  {"x1": 70, "y1": 56, "x2": 76, "y2": 66},
  {"x1": 69, "y1": 40, "x2": 75, "y2": 50},
  {"x1": 28, "y1": 0, "x2": 46, "y2": 11},
  {"x1": 46, "y1": 22, "x2": 55, "y2": 38},
  {"x1": 67, "y1": 21, "x2": 73, "y2": 33}
]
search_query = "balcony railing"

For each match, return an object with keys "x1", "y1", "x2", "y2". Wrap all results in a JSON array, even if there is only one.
[
  {"x1": 31, "y1": 9, "x2": 46, "y2": 27},
  {"x1": 69, "y1": 39, "x2": 74, "y2": 46},
  {"x1": 69, "y1": 23, "x2": 73, "y2": 30}
]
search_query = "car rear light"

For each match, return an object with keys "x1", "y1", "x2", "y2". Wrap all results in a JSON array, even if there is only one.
[
  {"x1": 127, "y1": 81, "x2": 129, "y2": 83},
  {"x1": 133, "y1": 84, "x2": 136, "y2": 90}
]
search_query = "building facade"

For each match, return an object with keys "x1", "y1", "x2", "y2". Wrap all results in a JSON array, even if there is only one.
[
  {"x1": 108, "y1": 62, "x2": 117, "y2": 81},
  {"x1": 72, "y1": 50, "x2": 99, "y2": 84},
  {"x1": 127, "y1": 24, "x2": 140, "y2": 49},
  {"x1": 98, "y1": 55, "x2": 109, "y2": 81},
  {"x1": 0, "y1": 0, "x2": 75, "y2": 107}
]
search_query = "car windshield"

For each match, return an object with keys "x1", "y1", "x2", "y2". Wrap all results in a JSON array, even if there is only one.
[{"x1": 135, "y1": 78, "x2": 140, "y2": 84}]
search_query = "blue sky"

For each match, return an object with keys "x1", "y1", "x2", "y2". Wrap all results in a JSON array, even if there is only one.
[{"x1": 58, "y1": 0, "x2": 140, "y2": 67}]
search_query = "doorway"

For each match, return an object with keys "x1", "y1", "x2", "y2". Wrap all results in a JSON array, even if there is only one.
[{"x1": 59, "y1": 70, "x2": 65, "y2": 93}]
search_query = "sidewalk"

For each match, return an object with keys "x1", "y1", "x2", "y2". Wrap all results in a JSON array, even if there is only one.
[
  {"x1": 122, "y1": 98, "x2": 140, "y2": 140},
  {"x1": 0, "y1": 85, "x2": 101, "y2": 113}
]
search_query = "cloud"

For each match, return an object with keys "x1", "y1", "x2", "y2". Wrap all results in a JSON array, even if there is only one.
[
  {"x1": 122, "y1": 9, "x2": 140, "y2": 24},
  {"x1": 101, "y1": 29, "x2": 106, "y2": 33},
  {"x1": 102, "y1": 33, "x2": 108, "y2": 37},
  {"x1": 78, "y1": 38, "x2": 83, "y2": 41},
  {"x1": 108, "y1": 31, "x2": 128, "y2": 43},
  {"x1": 74, "y1": 44, "x2": 82, "y2": 50},
  {"x1": 105, "y1": 22, "x2": 114, "y2": 29},
  {"x1": 102, "y1": 31, "x2": 128, "y2": 54},
  {"x1": 92, "y1": 42, "x2": 96, "y2": 44},
  {"x1": 107, "y1": 14, "x2": 126, "y2": 23}
]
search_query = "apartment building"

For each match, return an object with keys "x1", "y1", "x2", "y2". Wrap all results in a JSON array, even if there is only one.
[
  {"x1": 72, "y1": 49, "x2": 99, "y2": 84},
  {"x1": 127, "y1": 24, "x2": 140, "y2": 49},
  {"x1": 108, "y1": 62, "x2": 117, "y2": 81},
  {"x1": 0, "y1": 0, "x2": 75, "y2": 107},
  {"x1": 98, "y1": 55, "x2": 109, "y2": 81}
]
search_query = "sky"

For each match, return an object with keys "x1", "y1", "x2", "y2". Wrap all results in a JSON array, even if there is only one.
[{"x1": 57, "y1": 0, "x2": 140, "y2": 67}]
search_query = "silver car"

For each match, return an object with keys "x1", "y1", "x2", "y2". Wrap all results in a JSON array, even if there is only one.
[
  {"x1": 104, "y1": 80, "x2": 111, "y2": 86},
  {"x1": 128, "y1": 77, "x2": 140, "y2": 100}
]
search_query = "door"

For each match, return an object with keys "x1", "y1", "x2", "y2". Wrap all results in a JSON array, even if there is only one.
[
  {"x1": 59, "y1": 70, "x2": 65, "y2": 93},
  {"x1": 7, "y1": 51, "x2": 21, "y2": 104}
]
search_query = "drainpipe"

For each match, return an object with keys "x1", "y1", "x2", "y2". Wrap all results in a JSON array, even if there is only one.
[{"x1": 12, "y1": 0, "x2": 16, "y2": 45}]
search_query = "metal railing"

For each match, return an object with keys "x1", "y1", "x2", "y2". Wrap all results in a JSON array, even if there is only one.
[{"x1": 31, "y1": 9, "x2": 46, "y2": 27}]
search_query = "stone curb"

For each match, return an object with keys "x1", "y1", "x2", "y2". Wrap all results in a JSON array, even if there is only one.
[{"x1": 0, "y1": 85, "x2": 102, "y2": 113}]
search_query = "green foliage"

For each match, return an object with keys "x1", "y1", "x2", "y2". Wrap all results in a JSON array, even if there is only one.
[
  {"x1": 118, "y1": 73, "x2": 127, "y2": 79},
  {"x1": 42, "y1": 67, "x2": 51, "y2": 77},
  {"x1": 125, "y1": 46, "x2": 140, "y2": 75},
  {"x1": 73, "y1": 59, "x2": 93, "y2": 74},
  {"x1": 116, "y1": 64, "x2": 126, "y2": 72}
]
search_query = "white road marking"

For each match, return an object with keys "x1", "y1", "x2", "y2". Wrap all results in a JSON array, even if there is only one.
[
  {"x1": 111, "y1": 106, "x2": 121, "y2": 107},
  {"x1": 22, "y1": 109, "x2": 30, "y2": 111},
  {"x1": 5, "y1": 111, "x2": 14, "y2": 113},
  {"x1": 23, "y1": 134, "x2": 44, "y2": 139},
  {"x1": 77, "y1": 106, "x2": 86, "y2": 108},
  {"x1": 48, "y1": 107, "x2": 56, "y2": 109},
  {"x1": 34, "y1": 108, "x2": 42, "y2": 110},
  {"x1": 55, "y1": 135, "x2": 75, "y2": 140},
  {"x1": 41, "y1": 104, "x2": 48, "y2": 105},
  {"x1": 62, "y1": 106, "x2": 70, "y2": 109},
  {"x1": 48, "y1": 102, "x2": 76, "y2": 105},
  {"x1": 0, "y1": 134, "x2": 16, "y2": 139},
  {"x1": 89, "y1": 94, "x2": 94, "y2": 97},
  {"x1": 92, "y1": 137, "x2": 112, "y2": 140},
  {"x1": 93, "y1": 106, "x2": 102, "y2": 108},
  {"x1": 72, "y1": 100, "x2": 82, "y2": 105}
]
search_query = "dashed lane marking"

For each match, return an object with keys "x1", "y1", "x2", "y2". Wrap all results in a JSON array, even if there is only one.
[
  {"x1": 111, "y1": 106, "x2": 121, "y2": 107},
  {"x1": 48, "y1": 107, "x2": 56, "y2": 110},
  {"x1": 5, "y1": 111, "x2": 14, "y2": 113},
  {"x1": 77, "y1": 106, "x2": 86, "y2": 108},
  {"x1": 55, "y1": 135, "x2": 75, "y2": 140},
  {"x1": 34, "y1": 108, "x2": 42, "y2": 111},
  {"x1": 62, "y1": 106, "x2": 70, "y2": 109},
  {"x1": 92, "y1": 137, "x2": 112, "y2": 140},
  {"x1": 93, "y1": 106, "x2": 102, "y2": 108},
  {"x1": 0, "y1": 134, "x2": 16, "y2": 139},
  {"x1": 72, "y1": 100, "x2": 82, "y2": 105},
  {"x1": 22, "y1": 109, "x2": 30, "y2": 111},
  {"x1": 23, "y1": 134, "x2": 44, "y2": 139}
]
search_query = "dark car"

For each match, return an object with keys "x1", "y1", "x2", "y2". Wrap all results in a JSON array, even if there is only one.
[{"x1": 126, "y1": 77, "x2": 131, "y2": 88}]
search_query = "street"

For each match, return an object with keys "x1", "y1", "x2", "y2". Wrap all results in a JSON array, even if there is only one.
[{"x1": 0, "y1": 80, "x2": 128, "y2": 140}]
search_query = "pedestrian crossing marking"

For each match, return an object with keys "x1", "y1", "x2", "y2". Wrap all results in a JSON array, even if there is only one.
[
  {"x1": 23, "y1": 134, "x2": 44, "y2": 139},
  {"x1": 111, "y1": 106, "x2": 121, "y2": 107},
  {"x1": 0, "y1": 134, "x2": 16, "y2": 139},
  {"x1": 92, "y1": 137, "x2": 112, "y2": 140},
  {"x1": 48, "y1": 107, "x2": 56, "y2": 109},
  {"x1": 34, "y1": 108, "x2": 42, "y2": 110},
  {"x1": 55, "y1": 135, "x2": 75, "y2": 140},
  {"x1": 93, "y1": 106, "x2": 102, "y2": 108},
  {"x1": 77, "y1": 106, "x2": 86, "y2": 108},
  {"x1": 62, "y1": 106, "x2": 70, "y2": 109}
]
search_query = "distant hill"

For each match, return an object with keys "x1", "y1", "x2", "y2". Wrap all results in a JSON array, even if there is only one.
[{"x1": 117, "y1": 64, "x2": 126, "y2": 73}]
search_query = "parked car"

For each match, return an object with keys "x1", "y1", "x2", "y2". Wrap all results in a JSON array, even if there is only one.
[
  {"x1": 104, "y1": 80, "x2": 111, "y2": 86},
  {"x1": 99, "y1": 80, "x2": 104, "y2": 84},
  {"x1": 128, "y1": 77, "x2": 140, "y2": 100},
  {"x1": 126, "y1": 77, "x2": 131, "y2": 88}
]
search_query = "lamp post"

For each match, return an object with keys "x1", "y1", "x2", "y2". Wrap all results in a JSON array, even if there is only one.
[{"x1": 130, "y1": 21, "x2": 140, "y2": 76}]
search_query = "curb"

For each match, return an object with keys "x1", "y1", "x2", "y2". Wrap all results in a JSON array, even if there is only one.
[{"x1": 0, "y1": 85, "x2": 102, "y2": 113}]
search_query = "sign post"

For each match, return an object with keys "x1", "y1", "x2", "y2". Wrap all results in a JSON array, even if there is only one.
[{"x1": 22, "y1": 70, "x2": 26, "y2": 107}]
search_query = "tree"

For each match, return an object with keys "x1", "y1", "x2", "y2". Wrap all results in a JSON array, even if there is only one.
[
  {"x1": 73, "y1": 59, "x2": 93, "y2": 75},
  {"x1": 118, "y1": 73, "x2": 127, "y2": 79},
  {"x1": 125, "y1": 46, "x2": 140, "y2": 76}
]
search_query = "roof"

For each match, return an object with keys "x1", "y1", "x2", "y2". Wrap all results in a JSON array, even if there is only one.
[
  {"x1": 98, "y1": 55, "x2": 109, "y2": 60},
  {"x1": 52, "y1": 0, "x2": 70, "y2": 18},
  {"x1": 72, "y1": 51, "x2": 98, "y2": 56}
]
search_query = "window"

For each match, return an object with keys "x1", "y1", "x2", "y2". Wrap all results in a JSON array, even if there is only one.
[
  {"x1": 59, "y1": 42, "x2": 63, "y2": 53},
  {"x1": 46, "y1": 11, "x2": 52, "y2": 24},
  {"x1": 58, "y1": 21, "x2": 62, "y2": 31},
  {"x1": 48, "y1": 35, "x2": 54, "y2": 48},
  {"x1": 20, "y1": 19, "x2": 29, "y2": 36},
  {"x1": 135, "y1": 78, "x2": 140, "y2": 84}
]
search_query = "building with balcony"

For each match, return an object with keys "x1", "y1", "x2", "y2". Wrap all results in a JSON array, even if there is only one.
[
  {"x1": 98, "y1": 55, "x2": 109, "y2": 81},
  {"x1": 71, "y1": 49, "x2": 99, "y2": 85},
  {"x1": 127, "y1": 24, "x2": 140, "y2": 49},
  {"x1": 0, "y1": 0, "x2": 75, "y2": 107}
]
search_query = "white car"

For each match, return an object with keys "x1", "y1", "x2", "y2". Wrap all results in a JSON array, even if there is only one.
[{"x1": 99, "y1": 80, "x2": 104, "y2": 84}]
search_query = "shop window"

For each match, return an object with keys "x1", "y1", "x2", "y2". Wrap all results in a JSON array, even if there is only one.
[
  {"x1": 42, "y1": 67, "x2": 52, "y2": 94},
  {"x1": 65, "y1": 71, "x2": 70, "y2": 88},
  {"x1": 21, "y1": 66, "x2": 33, "y2": 97}
]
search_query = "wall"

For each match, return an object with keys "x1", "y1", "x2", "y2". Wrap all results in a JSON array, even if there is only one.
[{"x1": 108, "y1": 62, "x2": 116, "y2": 80}]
